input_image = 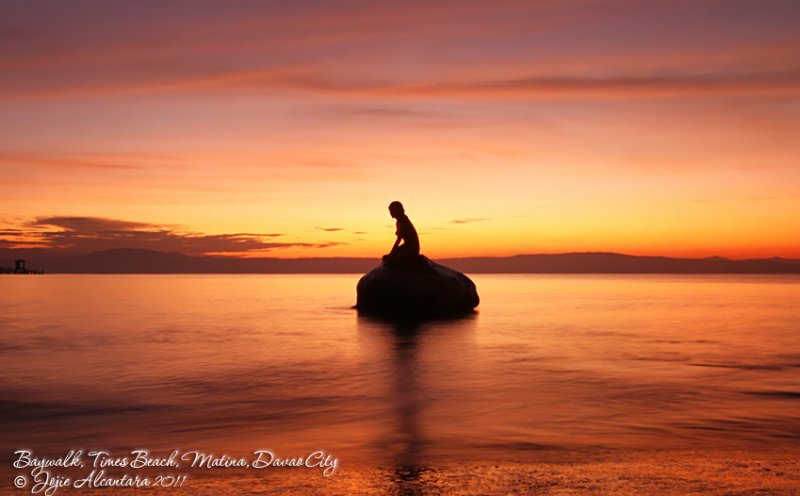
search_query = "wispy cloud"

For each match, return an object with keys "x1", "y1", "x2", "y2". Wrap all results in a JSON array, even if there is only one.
[
  {"x1": 8, "y1": 68, "x2": 800, "y2": 101},
  {"x1": 451, "y1": 218, "x2": 489, "y2": 224},
  {"x1": 1, "y1": 216, "x2": 337, "y2": 256},
  {"x1": 30, "y1": 216, "x2": 158, "y2": 231},
  {"x1": 3, "y1": 0, "x2": 799, "y2": 102},
  {"x1": 291, "y1": 70, "x2": 800, "y2": 101},
  {"x1": 0, "y1": 152, "x2": 145, "y2": 170},
  {"x1": 692, "y1": 195, "x2": 782, "y2": 205}
]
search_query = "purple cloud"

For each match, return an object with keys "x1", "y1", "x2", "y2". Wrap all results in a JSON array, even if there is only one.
[{"x1": 1, "y1": 216, "x2": 340, "y2": 255}]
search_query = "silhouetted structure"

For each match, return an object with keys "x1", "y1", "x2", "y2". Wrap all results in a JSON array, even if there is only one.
[
  {"x1": 383, "y1": 201, "x2": 420, "y2": 267},
  {"x1": 357, "y1": 201, "x2": 480, "y2": 317},
  {"x1": 1, "y1": 259, "x2": 43, "y2": 275}
]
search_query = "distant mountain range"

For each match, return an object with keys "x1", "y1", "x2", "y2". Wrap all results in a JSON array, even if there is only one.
[{"x1": 2, "y1": 248, "x2": 800, "y2": 274}]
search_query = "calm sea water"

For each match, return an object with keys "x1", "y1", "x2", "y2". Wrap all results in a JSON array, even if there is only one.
[{"x1": 1, "y1": 274, "x2": 799, "y2": 466}]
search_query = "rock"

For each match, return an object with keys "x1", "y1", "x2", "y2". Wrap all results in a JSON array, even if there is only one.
[{"x1": 356, "y1": 255, "x2": 479, "y2": 317}]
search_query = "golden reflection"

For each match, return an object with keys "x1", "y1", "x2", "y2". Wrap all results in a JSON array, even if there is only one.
[{"x1": 357, "y1": 313, "x2": 478, "y2": 495}]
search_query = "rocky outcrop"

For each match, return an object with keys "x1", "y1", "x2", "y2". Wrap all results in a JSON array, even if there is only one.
[{"x1": 356, "y1": 255, "x2": 479, "y2": 317}]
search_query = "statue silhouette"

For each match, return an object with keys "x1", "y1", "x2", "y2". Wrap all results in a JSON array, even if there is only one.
[
  {"x1": 383, "y1": 201, "x2": 420, "y2": 266},
  {"x1": 358, "y1": 200, "x2": 479, "y2": 316}
]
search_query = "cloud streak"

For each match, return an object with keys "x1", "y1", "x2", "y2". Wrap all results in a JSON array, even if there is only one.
[
  {"x1": 384, "y1": 70, "x2": 800, "y2": 100},
  {"x1": 0, "y1": 152, "x2": 144, "y2": 170},
  {"x1": 2, "y1": 0, "x2": 799, "y2": 105},
  {"x1": 5, "y1": 67, "x2": 800, "y2": 101},
  {"x1": 451, "y1": 218, "x2": 489, "y2": 224},
  {"x1": 1, "y1": 216, "x2": 339, "y2": 256}
]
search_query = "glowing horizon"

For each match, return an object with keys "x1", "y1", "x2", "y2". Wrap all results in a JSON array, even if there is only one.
[{"x1": 1, "y1": 0, "x2": 799, "y2": 259}]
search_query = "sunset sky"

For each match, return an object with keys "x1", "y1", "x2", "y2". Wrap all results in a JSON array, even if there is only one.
[{"x1": 1, "y1": 0, "x2": 799, "y2": 259}]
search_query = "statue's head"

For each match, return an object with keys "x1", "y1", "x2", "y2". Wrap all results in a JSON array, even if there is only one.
[{"x1": 388, "y1": 201, "x2": 404, "y2": 218}]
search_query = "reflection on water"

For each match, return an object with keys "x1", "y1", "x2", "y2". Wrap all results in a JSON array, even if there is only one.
[
  {"x1": 357, "y1": 313, "x2": 477, "y2": 495},
  {"x1": 1, "y1": 274, "x2": 799, "y2": 468}
]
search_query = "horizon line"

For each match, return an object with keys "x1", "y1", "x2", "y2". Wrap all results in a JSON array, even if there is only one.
[{"x1": 2, "y1": 247, "x2": 799, "y2": 263}]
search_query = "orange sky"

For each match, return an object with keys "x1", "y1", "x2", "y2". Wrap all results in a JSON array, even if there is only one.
[{"x1": 1, "y1": 0, "x2": 799, "y2": 259}]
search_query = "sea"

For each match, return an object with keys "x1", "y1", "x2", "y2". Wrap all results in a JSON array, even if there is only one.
[{"x1": 1, "y1": 274, "x2": 799, "y2": 477}]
